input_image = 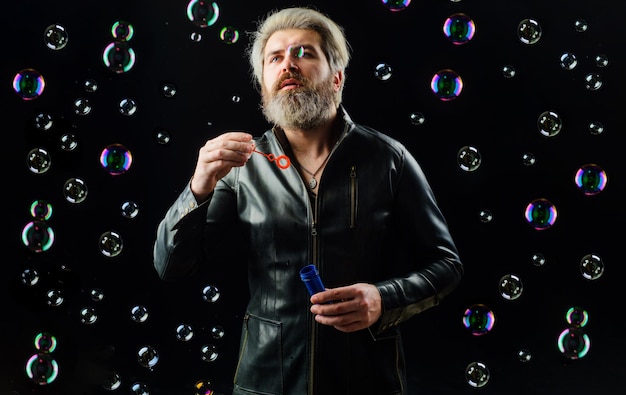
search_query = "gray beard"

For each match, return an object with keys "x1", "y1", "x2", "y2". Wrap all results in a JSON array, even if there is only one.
[{"x1": 262, "y1": 78, "x2": 336, "y2": 131}]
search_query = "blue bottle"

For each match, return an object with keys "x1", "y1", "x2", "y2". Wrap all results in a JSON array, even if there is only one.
[{"x1": 299, "y1": 264, "x2": 326, "y2": 296}]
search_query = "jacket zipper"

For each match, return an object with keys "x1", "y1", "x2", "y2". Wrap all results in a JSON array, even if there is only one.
[{"x1": 350, "y1": 165, "x2": 357, "y2": 228}]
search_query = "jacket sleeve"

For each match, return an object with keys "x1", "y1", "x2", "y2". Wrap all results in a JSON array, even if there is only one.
[
  {"x1": 373, "y1": 148, "x2": 464, "y2": 334},
  {"x1": 153, "y1": 179, "x2": 237, "y2": 281}
]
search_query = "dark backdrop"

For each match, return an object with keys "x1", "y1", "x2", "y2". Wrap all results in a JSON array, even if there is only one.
[{"x1": 3, "y1": 0, "x2": 624, "y2": 394}]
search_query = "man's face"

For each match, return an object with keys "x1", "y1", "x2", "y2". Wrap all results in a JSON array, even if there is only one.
[{"x1": 261, "y1": 28, "x2": 342, "y2": 130}]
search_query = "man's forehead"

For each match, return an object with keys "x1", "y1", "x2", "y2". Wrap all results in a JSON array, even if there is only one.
[{"x1": 265, "y1": 29, "x2": 322, "y2": 51}]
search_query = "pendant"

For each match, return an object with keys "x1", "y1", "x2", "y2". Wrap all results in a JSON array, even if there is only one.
[{"x1": 308, "y1": 177, "x2": 317, "y2": 190}]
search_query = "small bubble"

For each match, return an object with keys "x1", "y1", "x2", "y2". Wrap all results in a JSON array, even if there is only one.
[
  {"x1": 431, "y1": 69, "x2": 463, "y2": 101},
  {"x1": 25, "y1": 353, "x2": 59, "y2": 385},
  {"x1": 465, "y1": 361, "x2": 490, "y2": 388},
  {"x1": 100, "y1": 143, "x2": 132, "y2": 175},
  {"x1": 220, "y1": 26, "x2": 239, "y2": 44},
  {"x1": 99, "y1": 230, "x2": 123, "y2": 257},
  {"x1": 594, "y1": 54, "x2": 609, "y2": 67},
  {"x1": 442, "y1": 13, "x2": 476, "y2": 45},
  {"x1": 102, "y1": 42, "x2": 136, "y2": 74},
  {"x1": 479, "y1": 210, "x2": 492, "y2": 223},
  {"x1": 498, "y1": 273, "x2": 523, "y2": 300},
  {"x1": 462, "y1": 304, "x2": 495, "y2": 336},
  {"x1": 80, "y1": 307, "x2": 98, "y2": 324},
  {"x1": 201, "y1": 344, "x2": 219, "y2": 362},
  {"x1": 381, "y1": 0, "x2": 411, "y2": 12},
  {"x1": 409, "y1": 112, "x2": 425, "y2": 125},
  {"x1": 557, "y1": 328, "x2": 590, "y2": 360},
  {"x1": 73, "y1": 98, "x2": 92, "y2": 115},
  {"x1": 518, "y1": 349, "x2": 532, "y2": 362},
  {"x1": 176, "y1": 324, "x2": 194, "y2": 341},
  {"x1": 565, "y1": 306, "x2": 589, "y2": 328},
  {"x1": 137, "y1": 345, "x2": 159, "y2": 369},
  {"x1": 518, "y1": 18, "x2": 542, "y2": 45},
  {"x1": 131, "y1": 305, "x2": 149, "y2": 323},
  {"x1": 186, "y1": 0, "x2": 219, "y2": 27},
  {"x1": 559, "y1": 52, "x2": 578, "y2": 70},
  {"x1": 457, "y1": 145, "x2": 481, "y2": 172},
  {"x1": 524, "y1": 198, "x2": 557, "y2": 230},
  {"x1": 537, "y1": 110, "x2": 562, "y2": 137},
  {"x1": 522, "y1": 152, "x2": 536, "y2": 166},
  {"x1": 374, "y1": 63, "x2": 392, "y2": 81},
  {"x1": 531, "y1": 253, "x2": 546, "y2": 267},
  {"x1": 111, "y1": 20, "x2": 134, "y2": 42},
  {"x1": 119, "y1": 98, "x2": 138, "y2": 116},
  {"x1": 22, "y1": 220, "x2": 55, "y2": 252},
  {"x1": 121, "y1": 201, "x2": 139, "y2": 218},
  {"x1": 584, "y1": 73, "x2": 602, "y2": 91},
  {"x1": 574, "y1": 163, "x2": 607, "y2": 195},
  {"x1": 502, "y1": 65, "x2": 516, "y2": 78},
  {"x1": 13, "y1": 69, "x2": 45, "y2": 100},
  {"x1": 588, "y1": 121, "x2": 604, "y2": 135},
  {"x1": 27, "y1": 148, "x2": 52, "y2": 174},
  {"x1": 63, "y1": 177, "x2": 88, "y2": 203},
  {"x1": 580, "y1": 253, "x2": 604, "y2": 280},
  {"x1": 574, "y1": 19, "x2": 588, "y2": 32},
  {"x1": 44, "y1": 24, "x2": 69, "y2": 50}
]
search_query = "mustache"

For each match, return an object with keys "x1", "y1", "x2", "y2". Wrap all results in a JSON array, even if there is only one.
[{"x1": 273, "y1": 72, "x2": 309, "y2": 91}]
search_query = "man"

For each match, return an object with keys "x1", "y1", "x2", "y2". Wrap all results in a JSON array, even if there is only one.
[{"x1": 153, "y1": 6, "x2": 463, "y2": 394}]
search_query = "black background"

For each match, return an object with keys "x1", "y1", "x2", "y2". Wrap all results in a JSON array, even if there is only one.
[{"x1": 3, "y1": 0, "x2": 624, "y2": 394}]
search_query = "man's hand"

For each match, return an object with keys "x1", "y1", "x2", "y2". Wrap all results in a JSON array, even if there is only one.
[
  {"x1": 190, "y1": 131, "x2": 254, "y2": 201},
  {"x1": 310, "y1": 283, "x2": 382, "y2": 333}
]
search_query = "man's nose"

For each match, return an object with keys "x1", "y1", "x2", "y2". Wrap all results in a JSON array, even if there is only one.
[{"x1": 281, "y1": 56, "x2": 299, "y2": 72}]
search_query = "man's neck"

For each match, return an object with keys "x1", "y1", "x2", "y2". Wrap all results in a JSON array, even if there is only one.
[{"x1": 282, "y1": 110, "x2": 339, "y2": 159}]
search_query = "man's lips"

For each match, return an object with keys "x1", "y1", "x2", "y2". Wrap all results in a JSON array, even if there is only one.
[{"x1": 280, "y1": 78, "x2": 302, "y2": 89}]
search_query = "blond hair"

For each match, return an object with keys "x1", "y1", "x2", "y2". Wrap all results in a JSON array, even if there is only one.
[{"x1": 247, "y1": 6, "x2": 351, "y2": 104}]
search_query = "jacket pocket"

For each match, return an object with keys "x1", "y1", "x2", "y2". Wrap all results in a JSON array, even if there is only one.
[{"x1": 234, "y1": 313, "x2": 283, "y2": 394}]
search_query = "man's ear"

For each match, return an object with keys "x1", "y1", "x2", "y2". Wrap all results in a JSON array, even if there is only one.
[{"x1": 333, "y1": 70, "x2": 344, "y2": 92}]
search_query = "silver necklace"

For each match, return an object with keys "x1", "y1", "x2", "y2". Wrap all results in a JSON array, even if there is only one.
[{"x1": 299, "y1": 152, "x2": 332, "y2": 190}]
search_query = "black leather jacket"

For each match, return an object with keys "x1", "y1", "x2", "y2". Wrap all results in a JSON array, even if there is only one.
[{"x1": 153, "y1": 107, "x2": 463, "y2": 395}]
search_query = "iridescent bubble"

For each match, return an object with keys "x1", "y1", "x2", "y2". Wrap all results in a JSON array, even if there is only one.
[
  {"x1": 211, "y1": 325, "x2": 225, "y2": 339},
  {"x1": 584, "y1": 73, "x2": 602, "y2": 91},
  {"x1": 34, "y1": 332, "x2": 58, "y2": 353},
  {"x1": 201, "y1": 344, "x2": 219, "y2": 362},
  {"x1": 186, "y1": 0, "x2": 219, "y2": 27},
  {"x1": 60, "y1": 133, "x2": 79, "y2": 151},
  {"x1": 131, "y1": 382, "x2": 150, "y2": 395},
  {"x1": 518, "y1": 349, "x2": 532, "y2": 362},
  {"x1": 462, "y1": 304, "x2": 495, "y2": 336},
  {"x1": 154, "y1": 129, "x2": 171, "y2": 144},
  {"x1": 502, "y1": 65, "x2": 516, "y2": 78},
  {"x1": 100, "y1": 143, "x2": 132, "y2": 175},
  {"x1": 44, "y1": 24, "x2": 69, "y2": 50},
  {"x1": 102, "y1": 42, "x2": 136, "y2": 74},
  {"x1": 99, "y1": 230, "x2": 123, "y2": 257},
  {"x1": 30, "y1": 199, "x2": 53, "y2": 220},
  {"x1": 176, "y1": 324, "x2": 194, "y2": 341},
  {"x1": 195, "y1": 380, "x2": 215, "y2": 395},
  {"x1": 79, "y1": 307, "x2": 98, "y2": 324},
  {"x1": 119, "y1": 98, "x2": 138, "y2": 115},
  {"x1": 27, "y1": 148, "x2": 51, "y2": 174},
  {"x1": 231, "y1": 95, "x2": 241, "y2": 103},
  {"x1": 409, "y1": 112, "x2": 425, "y2": 125},
  {"x1": 457, "y1": 145, "x2": 481, "y2": 172},
  {"x1": 522, "y1": 152, "x2": 536, "y2": 166},
  {"x1": 595, "y1": 54, "x2": 608, "y2": 67},
  {"x1": 479, "y1": 210, "x2": 492, "y2": 223},
  {"x1": 111, "y1": 20, "x2": 134, "y2": 41},
  {"x1": 201, "y1": 284, "x2": 221, "y2": 303},
  {"x1": 137, "y1": 345, "x2": 159, "y2": 369},
  {"x1": 381, "y1": 0, "x2": 411, "y2": 12},
  {"x1": 580, "y1": 253, "x2": 604, "y2": 280},
  {"x1": 34, "y1": 112, "x2": 53, "y2": 131},
  {"x1": 102, "y1": 371, "x2": 122, "y2": 391},
  {"x1": 524, "y1": 198, "x2": 557, "y2": 230},
  {"x1": 22, "y1": 221, "x2": 55, "y2": 252},
  {"x1": 191, "y1": 32, "x2": 202, "y2": 42},
  {"x1": 13, "y1": 68, "x2": 45, "y2": 100},
  {"x1": 431, "y1": 69, "x2": 463, "y2": 101},
  {"x1": 46, "y1": 289, "x2": 64, "y2": 306},
  {"x1": 83, "y1": 78, "x2": 98, "y2": 92},
  {"x1": 531, "y1": 253, "x2": 546, "y2": 267},
  {"x1": 21, "y1": 268, "x2": 40, "y2": 286},
  {"x1": 537, "y1": 110, "x2": 562, "y2": 137},
  {"x1": 557, "y1": 327, "x2": 590, "y2": 359},
  {"x1": 559, "y1": 52, "x2": 578, "y2": 70},
  {"x1": 25, "y1": 353, "x2": 59, "y2": 385},
  {"x1": 588, "y1": 121, "x2": 604, "y2": 135},
  {"x1": 73, "y1": 98, "x2": 92, "y2": 115},
  {"x1": 374, "y1": 63, "x2": 392, "y2": 81},
  {"x1": 220, "y1": 26, "x2": 239, "y2": 44},
  {"x1": 131, "y1": 305, "x2": 149, "y2": 323},
  {"x1": 63, "y1": 177, "x2": 88, "y2": 204},
  {"x1": 443, "y1": 13, "x2": 476, "y2": 45},
  {"x1": 90, "y1": 288, "x2": 105, "y2": 301},
  {"x1": 161, "y1": 82, "x2": 177, "y2": 98},
  {"x1": 498, "y1": 273, "x2": 523, "y2": 300},
  {"x1": 517, "y1": 18, "x2": 542, "y2": 45},
  {"x1": 574, "y1": 19, "x2": 588, "y2": 32},
  {"x1": 574, "y1": 163, "x2": 607, "y2": 195},
  {"x1": 565, "y1": 306, "x2": 589, "y2": 328},
  {"x1": 121, "y1": 200, "x2": 139, "y2": 218},
  {"x1": 465, "y1": 361, "x2": 489, "y2": 388}
]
